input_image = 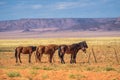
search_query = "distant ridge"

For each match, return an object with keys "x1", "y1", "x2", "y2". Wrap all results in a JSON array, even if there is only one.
[{"x1": 0, "y1": 18, "x2": 120, "y2": 32}]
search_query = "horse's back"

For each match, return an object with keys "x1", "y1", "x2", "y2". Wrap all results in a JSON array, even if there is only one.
[
  {"x1": 46, "y1": 44, "x2": 58, "y2": 50},
  {"x1": 36, "y1": 45, "x2": 45, "y2": 53},
  {"x1": 27, "y1": 46, "x2": 36, "y2": 52},
  {"x1": 37, "y1": 44, "x2": 58, "y2": 54},
  {"x1": 16, "y1": 46, "x2": 36, "y2": 54},
  {"x1": 44, "y1": 45, "x2": 55, "y2": 54},
  {"x1": 59, "y1": 44, "x2": 77, "y2": 54},
  {"x1": 16, "y1": 46, "x2": 23, "y2": 52}
]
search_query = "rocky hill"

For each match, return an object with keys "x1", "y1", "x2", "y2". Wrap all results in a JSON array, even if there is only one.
[{"x1": 0, "y1": 18, "x2": 120, "y2": 32}]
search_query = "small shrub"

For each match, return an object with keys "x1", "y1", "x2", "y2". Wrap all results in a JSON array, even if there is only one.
[
  {"x1": 7, "y1": 71, "x2": 21, "y2": 77},
  {"x1": 104, "y1": 66, "x2": 115, "y2": 71},
  {"x1": 86, "y1": 67, "x2": 94, "y2": 71},
  {"x1": 32, "y1": 66, "x2": 41, "y2": 70},
  {"x1": 69, "y1": 74, "x2": 76, "y2": 79},
  {"x1": 69, "y1": 74, "x2": 86, "y2": 79},
  {"x1": 43, "y1": 67, "x2": 53, "y2": 70},
  {"x1": 42, "y1": 74, "x2": 49, "y2": 80},
  {"x1": 112, "y1": 78, "x2": 119, "y2": 80},
  {"x1": 30, "y1": 70, "x2": 38, "y2": 76}
]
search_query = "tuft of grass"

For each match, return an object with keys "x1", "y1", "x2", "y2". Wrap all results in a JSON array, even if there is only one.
[
  {"x1": 32, "y1": 66, "x2": 41, "y2": 70},
  {"x1": 30, "y1": 70, "x2": 38, "y2": 76},
  {"x1": 104, "y1": 66, "x2": 116, "y2": 71},
  {"x1": 69, "y1": 74, "x2": 76, "y2": 79},
  {"x1": 43, "y1": 67, "x2": 53, "y2": 70},
  {"x1": 7, "y1": 71, "x2": 21, "y2": 77},
  {"x1": 0, "y1": 65, "x2": 6, "y2": 69},
  {"x1": 69, "y1": 74, "x2": 86, "y2": 79},
  {"x1": 112, "y1": 78, "x2": 118, "y2": 80},
  {"x1": 42, "y1": 74, "x2": 49, "y2": 80},
  {"x1": 86, "y1": 66, "x2": 94, "y2": 71}
]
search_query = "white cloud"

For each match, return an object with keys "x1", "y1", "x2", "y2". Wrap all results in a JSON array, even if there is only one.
[
  {"x1": 31, "y1": 4, "x2": 42, "y2": 9},
  {"x1": 13, "y1": 3, "x2": 42, "y2": 10},
  {"x1": 55, "y1": 1, "x2": 95, "y2": 10},
  {"x1": 55, "y1": 2, "x2": 79, "y2": 9}
]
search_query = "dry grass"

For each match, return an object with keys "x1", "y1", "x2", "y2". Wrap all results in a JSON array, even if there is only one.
[{"x1": 0, "y1": 37, "x2": 120, "y2": 80}]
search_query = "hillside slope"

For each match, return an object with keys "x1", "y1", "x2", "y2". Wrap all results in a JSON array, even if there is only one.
[{"x1": 0, "y1": 18, "x2": 120, "y2": 32}]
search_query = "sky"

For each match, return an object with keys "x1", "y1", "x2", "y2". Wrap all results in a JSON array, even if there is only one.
[{"x1": 0, "y1": 0, "x2": 120, "y2": 20}]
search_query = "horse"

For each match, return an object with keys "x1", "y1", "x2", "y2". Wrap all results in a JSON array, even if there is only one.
[
  {"x1": 36, "y1": 44, "x2": 59, "y2": 63},
  {"x1": 58, "y1": 41, "x2": 88, "y2": 64},
  {"x1": 15, "y1": 46, "x2": 36, "y2": 63}
]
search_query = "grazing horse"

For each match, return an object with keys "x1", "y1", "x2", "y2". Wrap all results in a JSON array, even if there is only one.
[
  {"x1": 36, "y1": 44, "x2": 58, "y2": 63},
  {"x1": 15, "y1": 46, "x2": 36, "y2": 63},
  {"x1": 58, "y1": 41, "x2": 88, "y2": 64}
]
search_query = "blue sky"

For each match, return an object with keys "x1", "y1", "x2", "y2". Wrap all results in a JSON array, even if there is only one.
[{"x1": 0, "y1": 0, "x2": 120, "y2": 20}]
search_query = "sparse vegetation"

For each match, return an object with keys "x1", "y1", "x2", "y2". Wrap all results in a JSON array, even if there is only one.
[
  {"x1": 104, "y1": 66, "x2": 116, "y2": 71},
  {"x1": 7, "y1": 71, "x2": 21, "y2": 77},
  {"x1": 43, "y1": 67, "x2": 53, "y2": 70},
  {"x1": 86, "y1": 66, "x2": 94, "y2": 71},
  {"x1": 0, "y1": 37, "x2": 120, "y2": 80},
  {"x1": 42, "y1": 74, "x2": 49, "y2": 80},
  {"x1": 32, "y1": 66, "x2": 41, "y2": 70},
  {"x1": 30, "y1": 70, "x2": 38, "y2": 75},
  {"x1": 69, "y1": 74, "x2": 86, "y2": 79}
]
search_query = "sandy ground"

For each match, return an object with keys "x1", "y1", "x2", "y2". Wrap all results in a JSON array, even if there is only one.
[
  {"x1": 0, "y1": 31, "x2": 120, "y2": 39},
  {"x1": 0, "y1": 52, "x2": 120, "y2": 80}
]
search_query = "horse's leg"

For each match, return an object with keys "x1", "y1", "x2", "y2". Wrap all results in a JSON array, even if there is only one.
[
  {"x1": 15, "y1": 55, "x2": 18, "y2": 63},
  {"x1": 18, "y1": 53, "x2": 22, "y2": 63},
  {"x1": 49, "y1": 54, "x2": 52, "y2": 63},
  {"x1": 59, "y1": 53, "x2": 63, "y2": 63},
  {"x1": 49, "y1": 53, "x2": 53, "y2": 63},
  {"x1": 58, "y1": 47, "x2": 65, "y2": 64},
  {"x1": 29, "y1": 53, "x2": 32, "y2": 63},
  {"x1": 70, "y1": 54, "x2": 73, "y2": 64},
  {"x1": 38, "y1": 53, "x2": 42, "y2": 62},
  {"x1": 15, "y1": 50, "x2": 18, "y2": 63},
  {"x1": 34, "y1": 52, "x2": 37, "y2": 63},
  {"x1": 36, "y1": 52, "x2": 39, "y2": 62},
  {"x1": 73, "y1": 53, "x2": 77, "y2": 63},
  {"x1": 61, "y1": 53, "x2": 65, "y2": 64},
  {"x1": 36, "y1": 51, "x2": 42, "y2": 63}
]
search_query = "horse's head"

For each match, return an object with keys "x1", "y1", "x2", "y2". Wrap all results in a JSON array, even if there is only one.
[{"x1": 79, "y1": 41, "x2": 88, "y2": 53}]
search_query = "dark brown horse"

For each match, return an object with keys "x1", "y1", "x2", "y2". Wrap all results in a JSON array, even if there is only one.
[
  {"x1": 15, "y1": 46, "x2": 36, "y2": 63},
  {"x1": 58, "y1": 41, "x2": 88, "y2": 64},
  {"x1": 36, "y1": 44, "x2": 58, "y2": 63}
]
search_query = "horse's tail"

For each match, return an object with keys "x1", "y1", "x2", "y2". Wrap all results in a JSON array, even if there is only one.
[
  {"x1": 58, "y1": 46, "x2": 62, "y2": 58},
  {"x1": 15, "y1": 48, "x2": 17, "y2": 58}
]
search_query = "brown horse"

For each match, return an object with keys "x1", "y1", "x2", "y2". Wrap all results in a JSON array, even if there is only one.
[
  {"x1": 58, "y1": 41, "x2": 88, "y2": 64},
  {"x1": 36, "y1": 44, "x2": 58, "y2": 63},
  {"x1": 15, "y1": 46, "x2": 36, "y2": 63}
]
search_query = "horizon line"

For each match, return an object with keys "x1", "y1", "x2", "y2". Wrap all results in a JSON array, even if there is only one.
[{"x1": 0, "y1": 17, "x2": 120, "y2": 21}]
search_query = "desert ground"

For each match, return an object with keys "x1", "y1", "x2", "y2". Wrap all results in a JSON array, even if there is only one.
[
  {"x1": 0, "y1": 38, "x2": 120, "y2": 80},
  {"x1": 0, "y1": 31, "x2": 120, "y2": 39}
]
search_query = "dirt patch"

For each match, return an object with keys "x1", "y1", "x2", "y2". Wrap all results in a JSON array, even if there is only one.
[{"x1": 0, "y1": 69, "x2": 120, "y2": 80}]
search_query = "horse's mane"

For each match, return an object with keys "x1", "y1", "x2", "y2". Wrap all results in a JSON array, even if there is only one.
[{"x1": 29, "y1": 46, "x2": 36, "y2": 51}]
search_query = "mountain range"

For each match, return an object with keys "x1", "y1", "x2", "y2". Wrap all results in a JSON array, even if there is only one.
[{"x1": 0, "y1": 18, "x2": 120, "y2": 32}]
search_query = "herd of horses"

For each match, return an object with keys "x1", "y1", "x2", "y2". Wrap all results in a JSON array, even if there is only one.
[{"x1": 15, "y1": 41, "x2": 88, "y2": 64}]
